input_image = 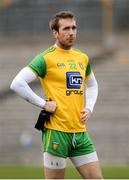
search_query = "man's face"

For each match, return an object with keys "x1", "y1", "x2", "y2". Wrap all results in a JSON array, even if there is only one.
[{"x1": 54, "y1": 18, "x2": 77, "y2": 49}]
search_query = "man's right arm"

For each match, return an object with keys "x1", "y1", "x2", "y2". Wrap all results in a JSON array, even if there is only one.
[
  {"x1": 10, "y1": 54, "x2": 57, "y2": 112},
  {"x1": 10, "y1": 67, "x2": 57, "y2": 112},
  {"x1": 10, "y1": 67, "x2": 46, "y2": 108}
]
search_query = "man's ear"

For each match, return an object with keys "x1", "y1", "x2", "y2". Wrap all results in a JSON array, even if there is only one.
[{"x1": 52, "y1": 30, "x2": 58, "y2": 38}]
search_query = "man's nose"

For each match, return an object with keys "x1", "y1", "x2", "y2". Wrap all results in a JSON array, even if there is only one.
[{"x1": 69, "y1": 28, "x2": 74, "y2": 35}]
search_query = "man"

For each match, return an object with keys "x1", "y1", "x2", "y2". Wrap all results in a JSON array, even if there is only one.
[{"x1": 10, "y1": 11, "x2": 103, "y2": 179}]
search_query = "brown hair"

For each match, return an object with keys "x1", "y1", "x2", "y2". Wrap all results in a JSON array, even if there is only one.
[{"x1": 49, "y1": 11, "x2": 75, "y2": 31}]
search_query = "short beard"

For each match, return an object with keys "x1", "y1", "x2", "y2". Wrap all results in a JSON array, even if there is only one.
[{"x1": 59, "y1": 41, "x2": 73, "y2": 50}]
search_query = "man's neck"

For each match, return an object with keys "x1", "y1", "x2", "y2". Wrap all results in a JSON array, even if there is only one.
[
  {"x1": 55, "y1": 42, "x2": 72, "y2": 50},
  {"x1": 55, "y1": 44, "x2": 72, "y2": 52}
]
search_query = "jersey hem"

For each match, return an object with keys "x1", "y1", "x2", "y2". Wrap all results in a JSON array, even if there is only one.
[{"x1": 44, "y1": 126, "x2": 87, "y2": 133}]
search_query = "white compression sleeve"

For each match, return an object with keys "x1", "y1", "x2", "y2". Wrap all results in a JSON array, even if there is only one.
[
  {"x1": 10, "y1": 67, "x2": 46, "y2": 108},
  {"x1": 85, "y1": 72, "x2": 98, "y2": 112}
]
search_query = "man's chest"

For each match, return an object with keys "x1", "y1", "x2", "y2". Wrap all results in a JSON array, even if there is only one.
[{"x1": 45, "y1": 56, "x2": 86, "y2": 83}]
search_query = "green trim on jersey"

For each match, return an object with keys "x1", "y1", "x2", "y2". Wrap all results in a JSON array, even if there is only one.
[
  {"x1": 73, "y1": 47, "x2": 92, "y2": 77},
  {"x1": 86, "y1": 61, "x2": 92, "y2": 77},
  {"x1": 28, "y1": 54, "x2": 46, "y2": 78},
  {"x1": 73, "y1": 47, "x2": 82, "y2": 53},
  {"x1": 42, "y1": 46, "x2": 56, "y2": 56}
]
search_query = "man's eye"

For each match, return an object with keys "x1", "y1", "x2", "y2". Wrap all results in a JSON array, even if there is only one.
[
  {"x1": 72, "y1": 26, "x2": 76, "y2": 30},
  {"x1": 63, "y1": 26, "x2": 76, "y2": 31},
  {"x1": 64, "y1": 27, "x2": 70, "y2": 30}
]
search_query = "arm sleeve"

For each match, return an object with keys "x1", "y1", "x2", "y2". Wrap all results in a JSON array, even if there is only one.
[
  {"x1": 85, "y1": 71, "x2": 98, "y2": 113},
  {"x1": 10, "y1": 67, "x2": 46, "y2": 108}
]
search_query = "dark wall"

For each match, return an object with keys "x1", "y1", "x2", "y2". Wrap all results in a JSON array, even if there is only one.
[{"x1": 0, "y1": 0, "x2": 128, "y2": 36}]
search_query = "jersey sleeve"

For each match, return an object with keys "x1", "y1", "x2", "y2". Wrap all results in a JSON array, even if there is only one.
[
  {"x1": 85, "y1": 60, "x2": 92, "y2": 78},
  {"x1": 28, "y1": 54, "x2": 46, "y2": 78}
]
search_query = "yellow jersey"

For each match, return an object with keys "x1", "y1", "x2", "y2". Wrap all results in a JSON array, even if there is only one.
[{"x1": 28, "y1": 45, "x2": 92, "y2": 132}]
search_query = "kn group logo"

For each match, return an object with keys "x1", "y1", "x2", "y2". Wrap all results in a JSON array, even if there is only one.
[{"x1": 66, "y1": 72, "x2": 83, "y2": 89}]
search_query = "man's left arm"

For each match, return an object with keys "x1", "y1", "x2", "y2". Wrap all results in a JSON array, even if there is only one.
[
  {"x1": 85, "y1": 71, "x2": 98, "y2": 113},
  {"x1": 81, "y1": 71, "x2": 98, "y2": 123}
]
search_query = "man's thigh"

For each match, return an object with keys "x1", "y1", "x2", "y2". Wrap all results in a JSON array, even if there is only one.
[
  {"x1": 43, "y1": 152, "x2": 66, "y2": 179},
  {"x1": 76, "y1": 160, "x2": 103, "y2": 179},
  {"x1": 70, "y1": 152, "x2": 103, "y2": 179},
  {"x1": 44, "y1": 167, "x2": 65, "y2": 179}
]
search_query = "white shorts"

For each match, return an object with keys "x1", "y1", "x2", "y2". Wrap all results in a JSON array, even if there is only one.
[{"x1": 43, "y1": 151, "x2": 98, "y2": 169}]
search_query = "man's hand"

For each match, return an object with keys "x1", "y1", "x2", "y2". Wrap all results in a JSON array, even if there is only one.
[
  {"x1": 43, "y1": 101, "x2": 57, "y2": 113},
  {"x1": 80, "y1": 108, "x2": 92, "y2": 124}
]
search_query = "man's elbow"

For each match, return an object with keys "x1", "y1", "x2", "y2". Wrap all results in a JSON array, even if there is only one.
[
  {"x1": 96, "y1": 82, "x2": 98, "y2": 91},
  {"x1": 10, "y1": 79, "x2": 16, "y2": 92},
  {"x1": 10, "y1": 77, "x2": 20, "y2": 92}
]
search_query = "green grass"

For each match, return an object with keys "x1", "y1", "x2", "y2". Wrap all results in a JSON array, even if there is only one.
[{"x1": 0, "y1": 165, "x2": 129, "y2": 179}]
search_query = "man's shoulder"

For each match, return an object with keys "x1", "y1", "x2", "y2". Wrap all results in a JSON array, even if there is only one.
[
  {"x1": 41, "y1": 45, "x2": 56, "y2": 57},
  {"x1": 72, "y1": 47, "x2": 89, "y2": 59}
]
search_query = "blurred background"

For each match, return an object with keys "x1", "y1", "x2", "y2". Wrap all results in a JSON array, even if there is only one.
[{"x1": 0, "y1": 0, "x2": 129, "y2": 178}]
